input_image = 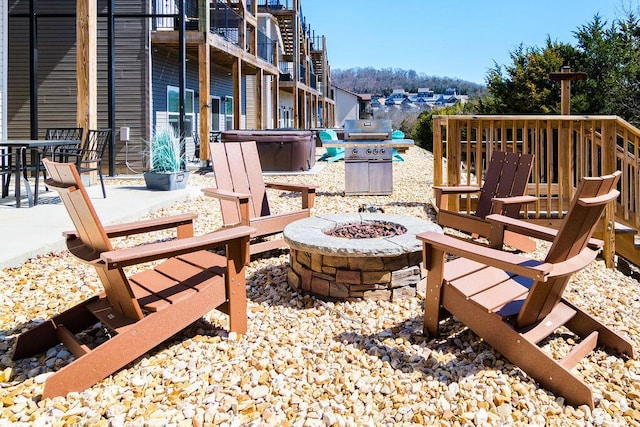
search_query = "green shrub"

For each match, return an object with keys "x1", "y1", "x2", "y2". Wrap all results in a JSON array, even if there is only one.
[{"x1": 148, "y1": 128, "x2": 184, "y2": 172}]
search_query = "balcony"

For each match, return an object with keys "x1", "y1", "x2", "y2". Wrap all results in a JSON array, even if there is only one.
[
  {"x1": 256, "y1": 0, "x2": 295, "y2": 10},
  {"x1": 210, "y1": 2, "x2": 242, "y2": 46},
  {"x1": 257, "y1": 30, "x2": 277, "y2": 64},
  {"x1": 152, "y1": 1, "x2": 242, "y2": 47}
]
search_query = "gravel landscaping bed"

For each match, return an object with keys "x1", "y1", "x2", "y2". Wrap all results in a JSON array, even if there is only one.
[{"x1": 1, "y1": 146, "x2": 639, "y2": 426}]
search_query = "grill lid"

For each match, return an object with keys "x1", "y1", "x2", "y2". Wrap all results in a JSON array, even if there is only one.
[{"x1": 344, "y1": 119, "x2": 392, "y2": 140}]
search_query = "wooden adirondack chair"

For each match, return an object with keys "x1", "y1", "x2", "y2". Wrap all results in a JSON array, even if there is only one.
[
  {"x1": 418, "y1": 171, "x2": 635, "y2": 408},
  {"x1": 434, "y1": 151, "x2": 537, "y2": 252},
  {"x1": 203, "y1": 141, "x2": 317, "y2": 255},
  {"x1": 12, "y1": 159, "x2": 254, "y2": 399}
]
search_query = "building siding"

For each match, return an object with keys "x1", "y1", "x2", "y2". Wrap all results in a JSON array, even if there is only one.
[
  {"x1": 6, "y1": 0, "x2": 150, "y2": 173},
  {"x1": 0, "y1": 2, "x2": 6, "y2": 139}
]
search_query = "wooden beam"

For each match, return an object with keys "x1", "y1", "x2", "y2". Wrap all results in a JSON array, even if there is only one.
[
  {"x1": 198, "y1": 0, "x2": 211, "y2": 160},
  {"x1": 549, "y1": 66, "x2": 587, "y2": 115},
  {"x1": 233, "y1": 57, "x2": 241, "y2": 129},
  {"x1": 76, "y1": 0, "x2": 97, "y2": 134},
  {"x1": 272, "y1": 74, "x2": 279, "y2": 128},
  {"x1": 257, "y1": 69, "x2": 263, "y2": 129},
  {"x1": 602, "y1": 120, "x2": 618, "y2": 268},
  {"x1": 198, "y1": 44, "x2": 210, "y2": 160}
]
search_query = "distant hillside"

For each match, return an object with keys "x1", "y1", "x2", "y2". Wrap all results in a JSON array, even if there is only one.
[{"x1": 331, "y1": 67, "x2": 485, "y2": 96}]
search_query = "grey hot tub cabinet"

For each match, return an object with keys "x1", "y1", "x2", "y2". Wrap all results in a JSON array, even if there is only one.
[{"x1": 220, "y1": 130, "x2": 315, "y2": 172}]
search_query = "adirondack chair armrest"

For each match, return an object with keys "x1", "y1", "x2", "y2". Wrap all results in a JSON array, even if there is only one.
[
  {"x1": 417, "y1": 231, "x2": 552, "y2": 281},
  {"x1": 486, "y1": 214, "x2": 558, "y2": 242},
  {"x1": 490, "y1": 195, "x2": 538, "y2": 213},
  {"x1": 486, "y1": 214, "x2": 604, "y2": 249},
  {"x1": 547, "y1": 247, "x2": 599, "y2": 278},
  {"x1": 264, "y1": 182, "x2": 318, "y2": 192},
  {"x1": 202, "y1": 187, "x2": 251, "y2": 202},
  {"x1": 100, "y1": 225, "x2": 255, "y2": 269},
  {"x1": 433, "y1": 185, "x2": 480, "y2": 210},
  {"x1": 577, "y1": 190, "x2": 619, "y2": 206},
  {"x1": 433, "y1": 185, "x2": 481, "y2": 194},
  {"x1": 63, "y1": 213, "x2": 197, "y2": 240},
  {"x1": 265, "y1": 182, "x2": 317, "y2": 209}
]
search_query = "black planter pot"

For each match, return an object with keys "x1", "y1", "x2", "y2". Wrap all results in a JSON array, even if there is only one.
[{"x1": 143, "y1": 171, "x2": 190, "y2": 191}]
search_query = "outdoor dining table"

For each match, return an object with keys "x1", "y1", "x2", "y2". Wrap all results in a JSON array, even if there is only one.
[{"x1": 0, "y1": 139, "x2": 81, "y2": 208}]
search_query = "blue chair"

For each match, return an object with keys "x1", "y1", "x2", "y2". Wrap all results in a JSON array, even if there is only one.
[
  {"x1": 391, "y1": 130, "x2": 405, "y2": 162},
  {"x1": 318, "y1": 129, "x2": 345, "y2": 162}
]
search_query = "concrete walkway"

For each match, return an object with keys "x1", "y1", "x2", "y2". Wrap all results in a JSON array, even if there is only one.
[{"x1": 0, "y1": 182, "x2": 203, "y2": 268}]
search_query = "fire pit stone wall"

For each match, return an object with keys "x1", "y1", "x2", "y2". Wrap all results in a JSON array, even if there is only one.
[{"x1": 284, "y1": 214, "x2": 443, "y2": 301}]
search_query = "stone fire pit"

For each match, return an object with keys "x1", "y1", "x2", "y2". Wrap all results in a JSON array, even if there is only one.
[{"x1": 283, "y1": 213, "x2": 442, "y2": 301}]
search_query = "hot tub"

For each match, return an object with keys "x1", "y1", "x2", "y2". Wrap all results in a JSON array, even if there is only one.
[{"x1": 221, "y1": 130, "x2": 315, "y2": 172}]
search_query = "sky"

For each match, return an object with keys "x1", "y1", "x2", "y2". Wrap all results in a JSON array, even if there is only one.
[{"x1": 301, "y1": 0, "x2": 631, "y2": 85}]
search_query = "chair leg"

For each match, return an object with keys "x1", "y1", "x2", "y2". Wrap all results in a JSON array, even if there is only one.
[
  {"x1": 13, "y1": 295, "x2": 101, "y2": 360},
  {"x1": 442, "y1": 289, "x2": 595, "y2": 408},
  {"x1": 563, "y1": 299, "x2": 635, "y2": 357},
  {"x1": 39, "y1": 279, "x2": 227, "y2": 398},
  {"x1": 99, "y1": 170, "x2": 106, "y2": 198},
  {"x1": 1, "y1": 174, "x2": 9, "y2": 198},
  {"x1": 33, "y1": 157, "x2": 42, "y2": 206}
]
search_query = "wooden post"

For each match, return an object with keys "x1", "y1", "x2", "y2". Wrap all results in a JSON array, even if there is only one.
[
  {"x1": 601, "y1": 120, "x2": 618, "y2": 268},
  {"x1": 198, "y1": 0, "x2": 211, "y2": 160},
  {"x1": 77, "y1": 0, "x2": 97, "y2": 183},
  {"x1": 433, "y1": 116, "x2": 443, "y2": 186},
  {"x1": 198, "y1": 44, "x2": 210, "y2": 160},
  {"x1": 548, "y1": 66, "x2": 587, "y2": 115},
  {"x1": 272, "y1": 74, "x2": 279, "y2": 128},
  {"x1": 257, "y1": 69, "x2": 263, "y2": 129},
  {"x1": 232, "y1": 57, "x2": 241, "y2": 130},
  {"x1": 272, "y1": 48, "x2": 279, "y2": 129},
  {"x1": 76, "y1": 0, "x2": 97, "y2": 136},
  {"x1": 446, "y1": 119, "x2": 461, "y2": 211},
  {"x1": 292, "y1": 88, "x2": 298, "y2": 128}
]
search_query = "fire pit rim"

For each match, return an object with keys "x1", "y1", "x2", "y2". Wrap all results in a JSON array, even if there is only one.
[{"x1": 283, "y1": 213, "x2": 442, "y2": 257}]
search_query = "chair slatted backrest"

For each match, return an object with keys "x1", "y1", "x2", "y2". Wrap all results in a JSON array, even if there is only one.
[
  {"x1": 516, "y1": 171, "x2": 621, "y2": 328},
  {"x1": 42, "y1": 159, "x2": 144, "y2": 321},
  {"x1": 81, "y1": 129, "x2": 111, "y2": 164},
  {"x1": 210, "y1": 141, "x2": 270, "y2": 225},
  {"x1": 45, "y1": 128, "x2": 84, "y2": 141},
  {"x1": 475, "y1": 151, "x2": 534, "y2": 219}
]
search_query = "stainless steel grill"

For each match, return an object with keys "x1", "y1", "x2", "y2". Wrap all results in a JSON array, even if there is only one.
[
  {"x1": 329, "y1": 119, "x2": 413, "y2": 195},
  {"x1": 344, "y1": 119, "x2": 392, "y2": 141}
]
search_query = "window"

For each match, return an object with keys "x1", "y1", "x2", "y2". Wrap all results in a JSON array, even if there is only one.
[
  {"x1": 167, "y1": 86, "x2": 194, "y2": 136},
  {"x1": 210, "y1": 97, "x2": 221, "y2": 131},
  {"x1": 224, "y1": 96, "x2": 233, "y2": 130}
]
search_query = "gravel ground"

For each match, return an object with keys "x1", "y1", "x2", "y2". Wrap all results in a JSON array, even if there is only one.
[{"x1": 0, "y1": 146, "x2": 639, "y2": 426}]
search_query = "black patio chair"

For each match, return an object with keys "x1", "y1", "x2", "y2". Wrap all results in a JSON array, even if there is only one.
[
  {"x1": 191, "y1": 130, "x2": 200, "y2": 162},
  {"x1": 36, "y1": 127, "x2": 85, "y2": 193},
  {"x1": 59, "y1": 128, "x2": 111, "y2": 198},
  {"x1": 0, "y1": 146, "x2": 12, "y2": 198}
]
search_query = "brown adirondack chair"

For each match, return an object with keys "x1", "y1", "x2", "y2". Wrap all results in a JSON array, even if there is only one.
[
  {"x1": 13, "y1": 159, "x2": 254, "y2": 399},
  {"x1": 434, "y1": 151, "x2": 537, "y2": 252},
  {"x1": 418, "y1": 171, "x2": 635, "y2": 408},
  {"x1": 203, "y1": 141, "x2": 317, "y2": 255}
]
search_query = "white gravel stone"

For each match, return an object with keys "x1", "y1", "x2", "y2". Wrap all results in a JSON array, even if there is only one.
[{"x1": 0, "y1": 147, "x2": 638, "y2": 426}]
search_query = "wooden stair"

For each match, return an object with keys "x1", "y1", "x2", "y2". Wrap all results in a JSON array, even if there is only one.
[
  {"x1": 310, "y1": 51, "x2": 323, "y2": 76},
  {"x1": 274, "y1": 14, "x2": 295, "y2": 58},
  {"x1": 612, "y1": 223, "x2": 640, "y2": 267}
]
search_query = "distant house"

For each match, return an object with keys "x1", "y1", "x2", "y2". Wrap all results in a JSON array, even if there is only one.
[
  {"x1": 333, "y1": 86, "x2": 371, "y2": 126},
  {"x1": 336, "y1": 86, "x2": 468, "y2": 119},
  {"x1": 389, "y1": 87, "x2": 468, "y2": 111}
]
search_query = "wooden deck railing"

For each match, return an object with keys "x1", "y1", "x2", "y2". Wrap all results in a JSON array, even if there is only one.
[{"x1": 432, "y1": 115, "x2": 640, "y2": 266}]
